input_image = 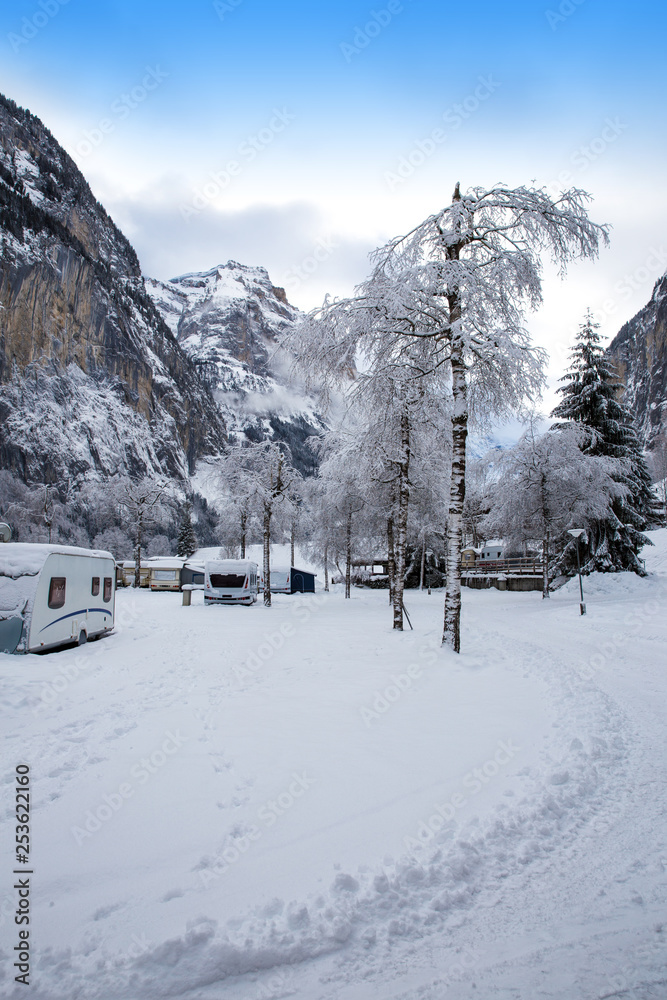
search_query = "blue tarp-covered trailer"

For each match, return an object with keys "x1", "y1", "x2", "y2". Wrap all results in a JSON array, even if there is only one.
[
  {"x1": 180, "y1": 561, "x2": 205, "y2": 588},
  {"x1": 269, "y1": 567, "x2": 316, "y2": 594}
]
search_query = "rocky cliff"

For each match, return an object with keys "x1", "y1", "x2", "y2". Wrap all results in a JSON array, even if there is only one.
[
  {"x1": 0, "y1": 93, "x2": 226, "y2": 484},
  {"x1": 606, "y1": 272, "x2": 667, "y2": 449}
]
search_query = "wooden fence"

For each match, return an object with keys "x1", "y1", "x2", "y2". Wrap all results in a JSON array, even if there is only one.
[{"x1": 463, "y1": 558, "x2": 543, "y2": 576}]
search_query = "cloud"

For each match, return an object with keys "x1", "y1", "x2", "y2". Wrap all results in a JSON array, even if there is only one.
[{"x1": 101, "y1": 178, "x2": 376, "y2": 310}]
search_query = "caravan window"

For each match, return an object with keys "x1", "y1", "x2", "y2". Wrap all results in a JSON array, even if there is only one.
[
  {"x1": 48, "y1": 577, "x2": 66, "y2": 609},
  {"x1": 210, "y1": 573, "x2": 246, "y2": 588},
  {"x1": 153, "y1": 570, "x2": 178, "y2": 581},
  {"x1": 91, "y1": 577, "x2": 100, "y2": 596},
  {"x1": 103, "y1": 577, "x2": 113, "y2": 602}
]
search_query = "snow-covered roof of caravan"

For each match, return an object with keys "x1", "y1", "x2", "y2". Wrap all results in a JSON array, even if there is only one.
[
  {"x1": 272, "y1": 566, "x2": 316, "y2": 575},
  {"x1": 205, "y1": 559, "x2": 257, "y2": 573},
  {"x1": 144, "y1": 557, "x2": 186, "y2": 568},
  {"x1": 0, "y1": 543, "x2": 114, "y2": 579}
]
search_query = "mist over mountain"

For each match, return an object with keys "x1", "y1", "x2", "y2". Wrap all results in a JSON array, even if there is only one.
[{"x1": 146, "y1": 262, "x2": 325, "y2": 476}]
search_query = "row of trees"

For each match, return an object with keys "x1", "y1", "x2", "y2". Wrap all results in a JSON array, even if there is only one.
[
  {"x1": 467, "y1": 313, "x2": 661, "y2": 597},
  {"x1": 284, "y1": 181, "x2": 610, "y2": 650},
  {"x1": 0, "y1": 473, "x2": 217, "y2": 569}
]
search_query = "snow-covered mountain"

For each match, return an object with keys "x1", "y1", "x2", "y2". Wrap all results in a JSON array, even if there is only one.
[
  {"x1": 147, "y1": 263, "x2": 325, "y2": 475},
  {"x1": 606, "y1": 271, "x2": 667, "y2": 449},
  {"x1": 0, "y1": 93, "x2": 323, "y2": 490},
  {"x1": 0, "y1": 93, "x2": 226, "y2": 484}
]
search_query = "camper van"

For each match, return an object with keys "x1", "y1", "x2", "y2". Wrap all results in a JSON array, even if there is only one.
[
  {"x1": 0, "y1": 544, "x2": 115, "y2": 654},
  {"x1": 204, "y1": 559, "x2": 258, "y2": 605},
  {"x1": 148, "y1": 557, "x2": 185, "y2": 592}
]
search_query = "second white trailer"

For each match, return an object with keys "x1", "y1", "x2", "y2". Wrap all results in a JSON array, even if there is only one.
[{"x1": 204, "y1": 559, "x2": 258, "y2": 605}]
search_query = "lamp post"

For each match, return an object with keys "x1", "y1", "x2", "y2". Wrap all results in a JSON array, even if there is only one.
[{"x1": 567, "y1": 529, "x2": 586, "y2": 616}]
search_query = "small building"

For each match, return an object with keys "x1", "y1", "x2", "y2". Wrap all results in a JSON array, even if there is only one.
[
  {"x1": 269, "y1": 567, "x2": 316, "y2": 594},
  {"x1": 351, "y1": 559, "x2": 388, "y2": 576},
  {"x1": 461, "y1": 547, "x2": 480, "y2": 569},
  {"x1": 479, "y1": 540, "x2": 504, "y2": 562}
]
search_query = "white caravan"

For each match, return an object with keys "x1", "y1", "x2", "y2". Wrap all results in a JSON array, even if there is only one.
[
  {"x1": 0, "y1": 544, "x2": 115, "y2": 654},
  {"x1": 204, "y1": 559, "x2": 258, "y2": 605}
]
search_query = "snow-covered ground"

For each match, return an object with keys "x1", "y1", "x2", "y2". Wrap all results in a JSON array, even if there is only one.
[{"x1": 2, "y1": 533, "x2": 667, "y2": 999}]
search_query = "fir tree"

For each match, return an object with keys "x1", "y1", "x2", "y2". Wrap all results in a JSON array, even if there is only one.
[
  {"x1": 551, "y1": 310, "x2": 660, "y2": 575},
  {"x1": 176, "y1": 503, "x2": 197, "y2": 558}
]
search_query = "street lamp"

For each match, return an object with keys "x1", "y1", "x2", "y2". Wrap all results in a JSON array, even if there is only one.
[{"x1": 567, "y1": 529, "x2": 586, "y2": 616}]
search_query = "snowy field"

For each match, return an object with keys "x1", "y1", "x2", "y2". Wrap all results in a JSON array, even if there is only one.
[{"x1": 2, "y1": 533, "x2": 667, "y2": 999}]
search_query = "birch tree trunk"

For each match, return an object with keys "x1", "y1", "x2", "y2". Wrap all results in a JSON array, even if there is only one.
[
  {"x1": 392, "y1": 409, "x2": 410, "y2": 630},
  {"x1": 443, "y1": 336, "x2": 468, "y2": 652},
  {"x1": 134, "y1": 511, "x2": 143, "y2": 588},
  {"x1": 290, "y1": 522, "x2": 295, "y2": 567},
  {"x1": 387, "y1": 516, "x2": 396, "y2": 605},
  {"x1": 345, "y1": 510, "x2": 352, "y2": 599},
  {"x1": 324, "y1": 541, "x2": 329, "y2": 592},
  {"x1": 263, "y1": 505, "x2": 271, "y2": 607},
  {"x1": 240, "y1": 510, "x2": 247, "y2": 559},
  {"x1": 420, "y1": 532, "x2": 426, "y2": 590},
  {"x1": 442, "y1": 183, "x2": 468, "y2": 652},
  {"x1": 542, "y1": 529, "x2": 550, "y2": 600}
]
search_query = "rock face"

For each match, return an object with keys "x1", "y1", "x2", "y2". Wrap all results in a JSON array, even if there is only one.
[
  {"x1": 147, "y1": 263, "x2": 325, "y2": 475},
  {"x1": 0, "y1": 93, "x2": 226, "y2": 484},
  {"x1": 606, "y1": 273, "x2": 667, "y2": 449}
]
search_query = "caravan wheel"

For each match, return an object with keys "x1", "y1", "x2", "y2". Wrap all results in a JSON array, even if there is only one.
[{"x1": 77, "y1": 630, "x2": 87, "y2": 646}]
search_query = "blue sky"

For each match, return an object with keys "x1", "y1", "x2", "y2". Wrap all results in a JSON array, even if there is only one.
[{"x1": 1, "y1": 0, "x2": 666, "y2": 407}]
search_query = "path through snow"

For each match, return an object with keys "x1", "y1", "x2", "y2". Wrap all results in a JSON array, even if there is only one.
[{"x1": 1, "y1": 533, "x2": 666, "y2": 998}]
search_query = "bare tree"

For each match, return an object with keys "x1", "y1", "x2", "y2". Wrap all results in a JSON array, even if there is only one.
[
  {"x1": 318, "y1": 446, "x2": 367, "y2": 599},
  {"x1": 118, "y1": 479, "x2": 170, "y2": 586},
  {"x1": 228, "y1": 443, "x2": 300, "y2": 607},
  {"x1": 483, "y1": 423, "x2": 622, "y2": 597}
]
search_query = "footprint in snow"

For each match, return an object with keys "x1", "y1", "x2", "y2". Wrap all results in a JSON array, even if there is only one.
[
  {"x1": 162, "y1": 888, "x2": 184, "y2": 902},
  {"x1": 92, "y1": 902, "x2": 125, "y2": 920}
]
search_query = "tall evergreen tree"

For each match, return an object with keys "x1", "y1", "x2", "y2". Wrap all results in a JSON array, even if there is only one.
[
  {"x1": 176, "y1": 502, "x2": 197, "y2": 558},
  {"x1": 551, "y1": 310, "x2": 660, "y2": 575}
]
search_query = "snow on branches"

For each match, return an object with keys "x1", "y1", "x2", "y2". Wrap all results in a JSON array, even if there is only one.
[{"x1": 285, "y1": 182, "x2": 608, "y2": 650}]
